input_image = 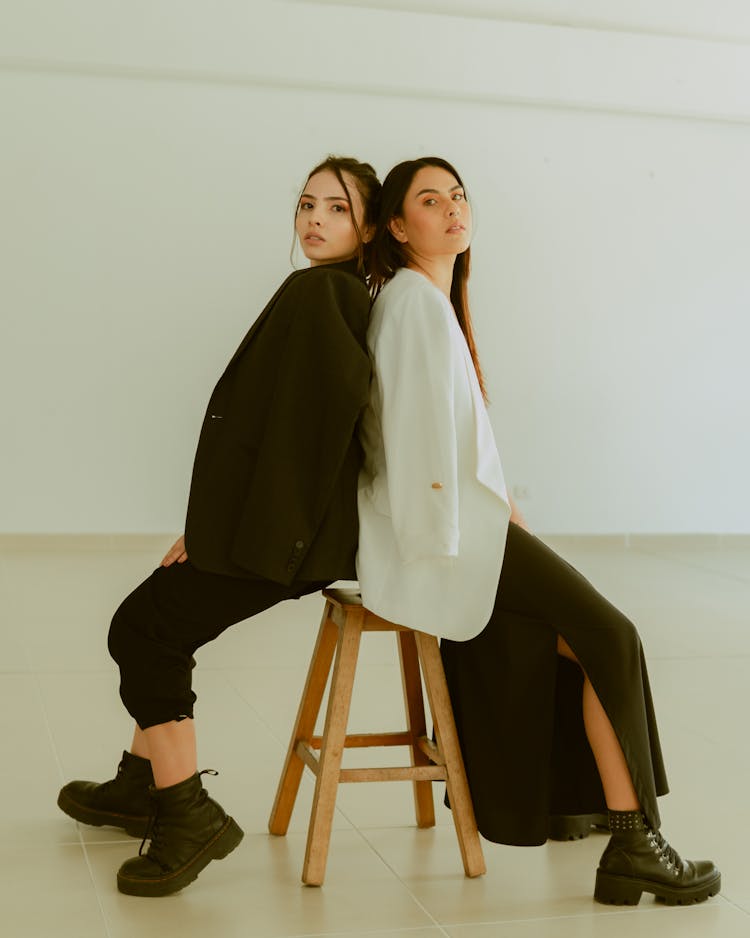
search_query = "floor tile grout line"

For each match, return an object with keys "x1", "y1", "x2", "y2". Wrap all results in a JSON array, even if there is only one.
[
  {"x1": 426, "y1": 897, "x2": 731, "y2": 929},
  {"x1": 722, "y1": 894, "x2": 750, "y2": 916},
  {"x1": 281, "y1": 928, "x2": 448, "y2": 938},
  {"x1": 630, "y1": 546, "x2": 750, "y2": 585},
  {"x1": 78, "y1": 840, "x2": 116, "y2": 938},
  {"x1": 342, "y1": 822, "x2": 451, "y2": 936},
  {"x1": 31, "y1": 665, "x2": 114, "y2": 938}
]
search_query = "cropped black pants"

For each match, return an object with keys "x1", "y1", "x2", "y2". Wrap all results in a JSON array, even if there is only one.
[{"x1": 107, "y1": 560, "x2": 326, "y2": 729}]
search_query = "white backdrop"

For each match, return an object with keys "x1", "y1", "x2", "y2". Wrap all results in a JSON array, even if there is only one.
[{"x1": 1, "y1": 0, "x2": 749, "y2": 534}]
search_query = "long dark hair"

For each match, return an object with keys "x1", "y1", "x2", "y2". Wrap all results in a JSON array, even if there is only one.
[
  {"x1": 296, "y1": 156, "x2": 381, "y2": 274},
  {"x1": 368, "y1": 157, "x2": 487, "y2": 401}
]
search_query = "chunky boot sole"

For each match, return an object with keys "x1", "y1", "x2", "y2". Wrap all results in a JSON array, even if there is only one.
[
  {"x1": 549, "y1": 814, "x2": 609, "y2": 841},
  {"x1": 116, "y1": 816, "x2": 244, "y2": 897},
  {"x1": 57, "y1": 788, "x2": 150, "y2": 838},
  {"x1": 594, "y1": 869, "x2": 721, "y2": 906}
]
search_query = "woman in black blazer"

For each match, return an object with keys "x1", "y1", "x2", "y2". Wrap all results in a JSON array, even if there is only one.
[{"x1": 57, "y1": 156, "x2": 381, "y2": 897}]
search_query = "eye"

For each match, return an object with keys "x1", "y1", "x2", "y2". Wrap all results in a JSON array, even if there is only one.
[
  {"x1": 452, "y1": 192, "x2": 464, "y2": 201},
  {"x1": 298, "y1": 201, "x2": 314, "y2": 211},
  {"x1": 423, "y1": 197, "x2": 437, "y2": 206},
  {"x1": 331, "y1": 202, "x2": 349, "y2": 213}
]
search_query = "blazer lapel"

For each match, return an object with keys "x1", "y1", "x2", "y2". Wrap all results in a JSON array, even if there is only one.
[
  {"x1": 224, "y1": 273, "x2": 298, "y2": 371},
  {"x1": 224, "y1": 259, "x2": 362, "y2": 371}
]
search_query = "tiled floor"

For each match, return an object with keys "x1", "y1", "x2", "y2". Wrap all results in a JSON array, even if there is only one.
[{"x1": 1, "y1": 534, "x2": 748, "y2": 937}]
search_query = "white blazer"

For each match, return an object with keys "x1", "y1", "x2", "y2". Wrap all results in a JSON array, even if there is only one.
[{"x1": 356, "y1": 267, "x2": 511, "y2": 640}]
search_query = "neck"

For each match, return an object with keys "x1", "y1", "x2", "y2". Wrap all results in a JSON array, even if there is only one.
[{"x1": 406, "y1": 254, "x2": 456, "y2": 299}]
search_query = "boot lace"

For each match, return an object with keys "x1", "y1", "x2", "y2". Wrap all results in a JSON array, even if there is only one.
[
  {"x1": 137, "y1": 802, "x2": 162, "y2": 861},
  {"x1": 136, "y1": 769, "x2": 219, "y2": 868},
  {"x1": 646, "y1": 829, "x2": 683, "y2": 877}
]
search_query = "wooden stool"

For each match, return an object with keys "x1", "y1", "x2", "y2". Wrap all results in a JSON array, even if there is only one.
[{"x1": 268, "y1": 587, "x2": 486, "y2": 885}]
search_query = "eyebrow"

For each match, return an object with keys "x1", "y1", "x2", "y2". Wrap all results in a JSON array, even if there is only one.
[
  {"x1": 299, "y1": 193, "x2": 350, "y2": 202},
  {"x1": 414, "y1": 184, "x2": 463, "y2": 198}
]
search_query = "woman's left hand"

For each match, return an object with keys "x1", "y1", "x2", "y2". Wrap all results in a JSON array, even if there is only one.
[
  {"x1": 161, "y1": 535, "x2": 188, "y2": 566},
  {"x1": 508, "y1": 496, "x2": 531, "y2": 532}
]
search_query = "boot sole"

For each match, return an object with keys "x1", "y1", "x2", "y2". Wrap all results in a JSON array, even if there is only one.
[
  {"x1": 57, "y1": 789, "x2": 149, "y2": 838},
  {"x1": 594, "y1": 869, "x2": 721, "y2": 905},
  {"x1": 548, "y1": 814, "x2": 609, "y2": 841},
  {"x1": 116, "y1": 816, "x2": 244, "y2": 897}
]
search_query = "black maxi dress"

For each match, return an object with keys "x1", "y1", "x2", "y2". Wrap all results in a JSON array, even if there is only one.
[{"x1": 440, "y1": 521, "x2": 669, "y2": 847}]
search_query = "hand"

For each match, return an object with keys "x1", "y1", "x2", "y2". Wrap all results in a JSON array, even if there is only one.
[
  {"x1": 508, "y1": 496, "x2": 531, "y2": 533},
  {"x1": 510, "y1": 515, "x2": 531, "y2": 532},
  {"x1": 161, "y1": 535, "x2": 188, "y2": 566}
]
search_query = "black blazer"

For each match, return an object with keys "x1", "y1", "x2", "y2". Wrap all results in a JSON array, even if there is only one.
[{"x1": 184, "y1": 259, "x2": 371, "y2": 585}]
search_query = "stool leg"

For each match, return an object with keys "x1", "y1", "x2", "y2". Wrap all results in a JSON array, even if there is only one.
[
  {"x1": 302, "y1": 609, "x2": 364, "y2": 886},
  {"x1": 269, "y1": 602, "x2": 338, "y2": 836},
  {"x1": 415, "y1": 632, "x2": 486, "y2": 878},
  {"x1": 397, "y1": 631, "x2": 436, "y2": 828}
]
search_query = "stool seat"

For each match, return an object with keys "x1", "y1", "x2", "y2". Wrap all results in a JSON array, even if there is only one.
[{"x1": 268, "y1": 587, "x2": 486, "y2": 885}]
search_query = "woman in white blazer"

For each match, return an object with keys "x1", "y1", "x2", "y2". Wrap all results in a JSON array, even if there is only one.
[{"x1": 357, "y1": 157, "x2": 719, "y2": 907}]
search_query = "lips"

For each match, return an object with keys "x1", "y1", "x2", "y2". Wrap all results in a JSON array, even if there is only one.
[
  {"x1": 446, "y1": 224, "x2": 466, "y2": 233},
  {"x1": 305, "y1": 233, "x2": 326, "y2": 243}
]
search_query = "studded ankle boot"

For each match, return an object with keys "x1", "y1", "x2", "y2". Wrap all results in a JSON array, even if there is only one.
[
  {"x1": 594, "y1": 810, "x2": 721, "y2": 905},
  {"x1": 548, "y1": 813, "x2": 609, "y2": 841},
  {"x1": 57, "y1": 750, "x2": 154, "y2": 837},
  {"x1": 116, "y1": 770, "x2": 244, "y2": 897}
]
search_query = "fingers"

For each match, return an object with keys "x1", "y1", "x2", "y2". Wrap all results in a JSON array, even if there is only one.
[{"x1": 161, "y1": 537, "x2": 187, "y2": 567}]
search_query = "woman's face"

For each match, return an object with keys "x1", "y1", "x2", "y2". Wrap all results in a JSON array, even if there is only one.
[
  {"x1": 295, "y1": 169, "x2": 367, "y2": 266},
  {"x1": 389, "y1": 165, "x2": 471, "y2": 260}
]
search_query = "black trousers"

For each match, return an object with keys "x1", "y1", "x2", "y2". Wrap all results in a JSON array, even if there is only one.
[
  {"x1": 441, "y1": 524, "x2": 669, "y2": 846},
  {"x1": 108, "y1": 560, "x2": 327, "y2": 729}
]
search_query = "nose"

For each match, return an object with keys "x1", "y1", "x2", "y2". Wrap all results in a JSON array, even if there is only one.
[{"x1": 448, "y1": 201, "x2": 460, "y2": 216}]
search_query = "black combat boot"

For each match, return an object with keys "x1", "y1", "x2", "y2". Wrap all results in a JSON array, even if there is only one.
[
  {"x1": 594, "y1": 810, "x2": 721, "y2": 905},
  {"x1": 117, "y1": 770, "x2": 244, "y2": 897},
  {"x1": 57, "y1": 751, "x2": 154, "y2": 837},
  {"x1": 548, "y1": 813, "x2": 609, "y2": 841}
]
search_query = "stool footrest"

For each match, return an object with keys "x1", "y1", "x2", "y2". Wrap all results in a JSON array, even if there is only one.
[
  {"x1": 340, "y1": 766, "x2": 445, "y2": 783},
  {"x1": 310, "y1": 731, "x2": 417, "y2": 749}
]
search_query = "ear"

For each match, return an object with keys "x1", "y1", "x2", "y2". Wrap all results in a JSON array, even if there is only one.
[
  {"x1": 361, "y1": 223, "x2": 376, "y2": 245},
  {"x1": 388, "y1": 216, "x2": 408, "y2": 244}
]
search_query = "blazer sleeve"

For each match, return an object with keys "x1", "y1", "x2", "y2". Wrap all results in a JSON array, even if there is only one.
[
  {"x1": 230, "y1": 269, "x2": 370, "y2": 583},
  {"x1": 374, "y1": 284, "x2": 459, "y2": 562}
]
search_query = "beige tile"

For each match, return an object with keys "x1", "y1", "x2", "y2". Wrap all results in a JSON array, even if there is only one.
[
  {"x1": 2, "y1": 550, "x2": 159, "y2": 634},
  {"x1": 360, "y1": 826, "x2": 609, "y2": 924},
  {"x1": 0, "y1": 674, "x2": 88, "y2": 846},
  {"x1": 0, "y1": 533, "x2": 116, "y2": 551},
  {"x1": 302, "y1": 931, "x2": 448, "y2": 938},
  {"x1": 628, "y1": 534, "x2": 724, "y2": 551},
  {"x1": 0, "y1": 533, "x2": 178, "y2": 552},
  {"x1": 444, "y1": 898, "x2": 748, "y2": 936},
  {"x1": 86, "y1": 831, "x2": 435, "y2": 938},
  {"x1": 0, "y1": 843, "x2": 106, "y2": 936},
  {"x1": 0, "y1": 631, "x2": 32, "y2": 673},
  {"x1": 634, "y1": 543, "x2": 750, "y2": 584}
]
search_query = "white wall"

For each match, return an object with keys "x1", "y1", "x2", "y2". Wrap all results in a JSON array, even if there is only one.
[{"x1": 1, "y1": 0, "x2": 749, "y2": 534}]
